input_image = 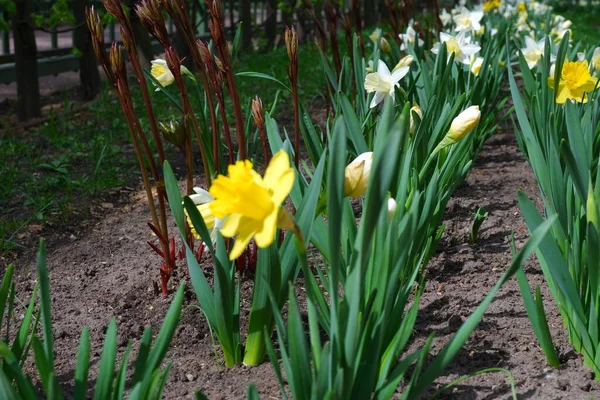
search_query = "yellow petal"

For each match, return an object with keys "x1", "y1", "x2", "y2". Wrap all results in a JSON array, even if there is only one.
[
  {"x1": 220, "y1": 213, "x2": 242, "y2": 238},
  {"x1": 254, "y1": 210, "x2": 278, "y2": 248},
  {"x1": 554, "y1": 82, "x2": 570, "y2": 104},
  {"x1": 228, "y1": 217, "x2": 258, "y2": 260},
  {"x1": 263, "y1": 151, "x2": 295, "y2": 205}
]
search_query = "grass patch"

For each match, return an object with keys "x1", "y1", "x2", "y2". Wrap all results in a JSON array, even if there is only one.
[{"x1": 552, "y1": 3, "x2": 600, "y2": 46}]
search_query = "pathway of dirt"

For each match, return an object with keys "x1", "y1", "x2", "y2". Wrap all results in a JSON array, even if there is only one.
[{"x1": 9, "y1": 122, "x2": 600, "y2": 398}]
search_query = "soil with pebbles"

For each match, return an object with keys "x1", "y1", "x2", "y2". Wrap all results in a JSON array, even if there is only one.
[{"x1": 5, "y1": 120, "x2": 600, "y2": 399}]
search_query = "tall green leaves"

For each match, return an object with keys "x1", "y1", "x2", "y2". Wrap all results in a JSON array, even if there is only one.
[
  {"x1": 0, "y1": 239, "x2": 186, "y2": 399},
  {"x1": 509, "y1": 34, "x2": 600, "y2": 376}
]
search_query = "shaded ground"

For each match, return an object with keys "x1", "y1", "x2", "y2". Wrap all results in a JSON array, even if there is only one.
[{"x1": 6, "y1": 108, "x2": 600, "y2": 399}]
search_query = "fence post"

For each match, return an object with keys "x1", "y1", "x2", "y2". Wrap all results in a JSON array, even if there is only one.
[
  {"x1": 11, "y1": 0, "x2": 41, "y2": 120},
  {"x1": 51, "y1": 26, "x2": 58, "y2": 49}
]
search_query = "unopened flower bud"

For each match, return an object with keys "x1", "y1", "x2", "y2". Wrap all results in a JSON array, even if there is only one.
[
  {"x1": 432, "y1": 105, "x2": 481, "y2": 154},
  {"x1": 285, "y1": 26, "x2": 298, "y2": 62},
  {"x1": 393, "y1": 55, "x2": 414, "y2": 71},
  {"x1": 387, "y1": 198, "x2": 397, "y2": 220},
  {"x1": 109, "y1": 42, "x2": 124, "y2": 75},
  {"x1": 159, "y1": 119, "x2": 187, "y2": 149},
  {"x1": 448, "y1": 105, "x2": 480, "y2": 142},
  {"x1": 471, "y1": 57, "x2": 484, "y2": 76},
  {"x1": 344, "y1": 152, "x2": 373, "y2": 198},
  {"x1": 380, "y1": 37, "x2": 391, "y2": 54},
  {"x1": 251, "y1": 96, "x2": 265, "y2": 128},
  {"x1": 214, "y1": 56, "x2": 225, "y2": 73},
  {"x1": 409, "y1": 103, "x2": 423, "y2": 134}
]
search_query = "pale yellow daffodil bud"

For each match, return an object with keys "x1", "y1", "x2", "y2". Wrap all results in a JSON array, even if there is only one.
[
  {"x1": 448, "y1": 105, "x2": 480, "y2": 141},
  {"x1": 393, "y1": 55, "x2": 414, "y2": 72},
  {"x1": 433, "y1": 105, "x2": 480, "y2": 154},
  {"x1": 409, "y1": 103, "x2": 423, "y2": 134},
  {"x1": 387, "y1": 198, "x2": 397, "y2": 221},
  {"x1": 380, "y1": 37, "x2": 392, "y2": 54},
  {"x1": 471, "y1": 57, "x2": 484, "y2": 76},
  {"x1": 344, "y1": 152, "x2": 373, "y2": 198}
]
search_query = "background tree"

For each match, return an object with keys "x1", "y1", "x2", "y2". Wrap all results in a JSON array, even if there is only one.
[
  {"x1": 240, "y1": 0, "x2": 252, "y2": 51},
  {"x1": 11, "y1": 0, "x2": 40, "y2": 120},
  {"x1": 72, "y1": 0, "x2": 101, "y2": 100}
]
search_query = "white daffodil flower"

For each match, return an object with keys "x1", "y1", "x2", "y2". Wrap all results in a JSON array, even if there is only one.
[
  {"x1": 521, "y1": 36, "x2": 554, "y2": 69},
  {"x1": 151, "y1": 59, "x2": 175, "y2": 88},
  {"x1": 551, "y1": 17, "x2": 572, "y2": 42},
  {"x1": 592, "y1": 47, "x2": 600, "y2": 73},
  {"x1": 364, "y1": 60, "x2": 409, "y2": 108},
  {"x1": 369, "y1": 27, "x2": 391, "y2": 54},
  {"x1": 431, "y1": 31, "x2": 481, "y2": 65},
  {"x1": 150, "y1": 59, "x2": 195, "y2": 91},
  {"x1": 369, "y1": 28, "x2": 382, "y2": 43},
  {"x1": 453, "y1": 7, "x2": 484, "y2": 32},
  {"x1": 516, "y1": 12, "x2": 530, "y2": 32},
  {"x1": 187, "y1": 187, "x2": 224, "y2": 244},
  {"x1": 399, "y1": 25, "x2": 424, "y2": 50},
  {"x1": 440, "y1": 9, "x2": 452, "y2": 27},
  {"x1": 532, "y1": 1, "x2": 550, "y2": 14}
]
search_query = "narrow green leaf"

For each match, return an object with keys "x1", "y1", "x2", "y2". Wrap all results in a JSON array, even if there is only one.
[
  {"x1": 93, "y1": 318, "x2": 117, "y2": 400},
  {"x1": 143, "y1": 283, "x2": 186, "y2": 380},
  {"x1": 74, "y1": 327, "x2": 91, "y2": 400}
]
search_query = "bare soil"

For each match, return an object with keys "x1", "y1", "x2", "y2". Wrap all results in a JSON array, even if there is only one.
[{"x1": 5, "y1": 111, "x2": 600, "y2": 399}]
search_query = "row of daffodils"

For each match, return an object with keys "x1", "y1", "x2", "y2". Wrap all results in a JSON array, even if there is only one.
[
  {"x1": 163, "y1": 0, "x2": 570, "y2": 398},
  {"x1": 506, "y1": 0, "x2": 600, "y2": 380},
  {"x1": 4, "y1": 0, "x2": 599, "y2": 399}
]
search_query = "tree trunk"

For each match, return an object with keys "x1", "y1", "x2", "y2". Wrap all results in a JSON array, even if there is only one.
[
  {"x1": 73, "y1": 0, "x2": 101, "y2": 100},
  {"x1": 364, "y1": 0, "x2": 378, "y2": 27},
  {"x1": 11, "y1": 0, "x2": 40, "y2": 120},
  {"x1": 239, "y1": 0, "x2": 252, "y2": 52},
  {"x1": 264, "y1": 0, "x2": 277, "y2": 50}
]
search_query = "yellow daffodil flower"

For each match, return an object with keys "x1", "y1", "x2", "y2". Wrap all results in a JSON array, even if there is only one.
[
  {"x1": 344, "y1": 152, "x2": 373, "y2": 198},
  {"x1": 208, "y1": 151, "x2": 295, "y2": 260},
  {"x1": 482, "y1": 0, "x2": 501, "y2": 12},
  {"x1": 548, "y1": 60, "x2": 599, "y2": 104}
]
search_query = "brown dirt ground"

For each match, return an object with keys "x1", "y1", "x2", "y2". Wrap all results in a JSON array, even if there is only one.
[{"x1": 5, "y1": 102, "x2": 600, "y2": 399}]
